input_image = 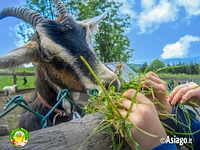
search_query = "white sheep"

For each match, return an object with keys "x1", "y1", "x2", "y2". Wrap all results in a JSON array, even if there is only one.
[{"x1": 2, "y1": 84, "x2": 17, "y2": 102}]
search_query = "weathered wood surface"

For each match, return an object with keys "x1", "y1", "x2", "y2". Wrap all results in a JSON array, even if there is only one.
[
  {"x1": 0, "y1": 113, "x2": 131, "y2": 150},
  {"x1": 0, "y1": 125, "x2": 9, "y2": 136}
]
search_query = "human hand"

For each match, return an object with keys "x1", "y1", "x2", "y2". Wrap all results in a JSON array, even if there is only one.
[
  {"x1": 141, "y1": 72, "x2": 172, "y2": 119},
  {"x1": 167, "y1": 82, "x2": 200, "y2": 106},
  {"x1": 120, "y1": 89, "x2": 167, "y2": 150}
]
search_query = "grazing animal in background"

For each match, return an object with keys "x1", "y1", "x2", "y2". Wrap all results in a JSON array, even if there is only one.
[
  {"x1": 0, "y1": 0, "x2": 120, "y2": 131},
  {"x1": 2, "y1": 84, "x2": 18, "y2": 102}
]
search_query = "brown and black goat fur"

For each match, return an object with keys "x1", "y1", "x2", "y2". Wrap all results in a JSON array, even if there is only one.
[{"x1": 0, "y1": 0, "x2": 120, "y2": 131}]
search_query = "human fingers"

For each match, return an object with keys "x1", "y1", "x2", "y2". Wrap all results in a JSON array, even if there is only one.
[
  {"x1": 167, "y1": 82, "x2": 194, "y2": 102},
  {"x1": 122, "y1": 89, "x2": 136, "y2": 100},
  {"x1": 120, "y1": 99, "x2": 133, "y2": 111},
  {"x1": 143, "y1": 75, "x2": 162, "y2": 86},
  {"x1": 120, "y1": 98, "x2": 147, "y2": 112},
  {"x1": 180, "y1": 87, "x2": 200, "y2": 104},
  {"x1": 146, "y1": 71, "x2": 160, "y2": 79},
  {"x1": 142, "y1": 72, "x2": 167, "y2": 89},
  {"x1": 123, "y1": 89, "x2": 151, "y2": 104},
  {"x1": 119, "y1": 108, "x2": 128, "y2": 118},
  {"x1": 170, "y1": 83, "x2": 198, "y2": 105},
  {"x1": 118, "y1": 108, "x2": 140, "y2": 127},
  {"x1": 142, "y1": 79, "x2": 166, "y2": 93},
  {"x1": 140, "y1": 72, "x2": 160, "y2": 83}
]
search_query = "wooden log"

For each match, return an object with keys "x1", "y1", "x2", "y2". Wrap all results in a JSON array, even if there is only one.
[
  {"x1": 0, "y1": 125, "x2": 9, "y2": 136},
  {"x1": 0, "y1": 113, "x2": 131, "y2": 150}
]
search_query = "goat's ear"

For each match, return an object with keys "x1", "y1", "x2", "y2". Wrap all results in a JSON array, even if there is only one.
[
  {"x1": 82, "y1": 12, "x2": 107, "y2": 33},
  {"x1": 0, "y1": 41, "x2": 39, "y2": 69}
]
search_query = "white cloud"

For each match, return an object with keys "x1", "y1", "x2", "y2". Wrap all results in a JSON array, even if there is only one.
[
  {"x1": 10, "y1": 22, "x2": 34, "y2": 47},
  {"x1": 141, "y1": 0, "x2": 155, "y2": 9},
  {"x1": 23, "y1": 63, "x2": 34, "y2": 68},
  {"x1": 138, "y1": 0, "x2": 178, "y2": 34},
  {"x1": 175, "y1": 0, "x2": 200, "y2": 17},
  {"x1": 161, "y1": 35, "x2": 200, "y2": 59},
  {"x1": 136, "y1": 0, "x2": 200, "y2": 34},
  {"x1": 114, "y1": 0, "x2": 137, "y2": 19}
]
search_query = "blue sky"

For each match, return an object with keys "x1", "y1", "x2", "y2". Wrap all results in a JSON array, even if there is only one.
[{"x1": 1, "y1": 0, "x2": 200, "y2": 64}]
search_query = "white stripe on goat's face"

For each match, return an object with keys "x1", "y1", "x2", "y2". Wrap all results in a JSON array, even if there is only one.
[{"x1": 36, "y1": 20, "x2": 120, "y2": 92}]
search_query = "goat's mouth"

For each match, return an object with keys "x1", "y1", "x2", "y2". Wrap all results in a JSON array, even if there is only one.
[
  {"x1": 101, "y1": 78, "x2": 121, "y2": 92},
  {"x1": 107, "y1": 78, "x2": 121, "y2": 92},
  {"x1": 85, "y1": 78, "x2": 121, "y2": 96}
]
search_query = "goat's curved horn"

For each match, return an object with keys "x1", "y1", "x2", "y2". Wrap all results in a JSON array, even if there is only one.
[
  {"x1": 0, "y1": 6, "x2": 45, "y2": 27},
  {"x1": 51, "y1": 0, "x2": 74, "y2": 23},
  {"x1": 52, "y1": 0, "x2": 68, "y2": 16}
]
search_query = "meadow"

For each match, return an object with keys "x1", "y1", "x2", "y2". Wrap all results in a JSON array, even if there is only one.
[
  {"x1": 158, "y1": 73, "x2": 200, "y2": 79},
  {"x1": 158, "y1": 73, "x2": 200, "y2": 87},
  {"x1": 0, "y1": 66, "x2": 200, "y2": 91},
  {"x1": 0, "y1": 67, "x2": 35, "y2": 90}
]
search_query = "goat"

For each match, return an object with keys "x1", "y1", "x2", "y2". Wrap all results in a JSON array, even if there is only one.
[
  {"x1": 2, "y1": 84, "x2": 18, "y2": 102},
  {"x1": 0, "y1": 0, "x2": 120, "y2": 131}
]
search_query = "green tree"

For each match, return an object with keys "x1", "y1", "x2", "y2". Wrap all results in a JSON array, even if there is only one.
[
  {"x1": 171, "y1": 63, "x2": 176, "y2": 74},
  {"x1": 140, "y1": 62, "x2": 148, "y2": 72},
  {"x1": 18, "y1": 0, "x2": 133, "y2": 63},
  {"x1": 148, "y1": 59, "x2": 165, "y2": 72},
  {"x1": 16, "y1": 0, "x2": 57, "y2": 44},
  {"x1": 67, "y1": 0, "x2": 133, "y2": 62},
  {"x1": 190, "y1": 63, "x2": 199, "y2": 75}
]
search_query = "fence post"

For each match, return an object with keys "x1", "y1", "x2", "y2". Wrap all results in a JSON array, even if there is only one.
[{"x1": 13, "y1": 71, "x2": 18, "y2": 91}]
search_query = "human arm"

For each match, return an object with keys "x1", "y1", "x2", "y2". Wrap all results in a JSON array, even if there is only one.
[
  {"x1": 152, "y1": 143, "x2": 178, "y2": 150},
  {"x1": 161, "y1": 104, "x2": 200, "y2": 150},
  {"x1": 166, "y1": 82, "x2": 200, "y2": 149}
]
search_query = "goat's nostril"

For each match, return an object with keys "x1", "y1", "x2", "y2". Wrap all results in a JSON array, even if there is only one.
[{"x1": 109, "y1": 79, "x2": 121, "y2": 92}]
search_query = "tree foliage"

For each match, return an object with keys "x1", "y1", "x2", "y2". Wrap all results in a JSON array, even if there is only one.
[
  {"x1": 139, "y1": 60, "x2": 200, "y2": 75},
  {"x1": 18, "y1": 0, "x2": 133, "y2": 63},
  {"x1": 140, "y1": 62, "x2": 148, "y2": 72},
  {"x1": 148, "y1": 59, "x2": 165, "y2": 72}
]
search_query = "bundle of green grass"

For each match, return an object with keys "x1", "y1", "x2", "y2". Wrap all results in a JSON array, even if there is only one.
[{"x1": 81, "y1": 56, "x2": 199, "y2": 150}]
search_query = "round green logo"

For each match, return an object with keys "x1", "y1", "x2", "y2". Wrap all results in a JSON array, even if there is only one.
[{"x1": 10, "y1": 128, "x2": 29, "y2": 148}]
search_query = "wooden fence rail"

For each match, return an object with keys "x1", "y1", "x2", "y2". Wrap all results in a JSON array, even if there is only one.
[{"x1": 0, "y1": 72, "x2": 35, "y2": 76}]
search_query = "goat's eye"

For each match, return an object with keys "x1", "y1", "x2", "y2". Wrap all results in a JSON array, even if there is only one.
[{"x1": 44, "y1": 57, "x2": 53, "y2": 63}]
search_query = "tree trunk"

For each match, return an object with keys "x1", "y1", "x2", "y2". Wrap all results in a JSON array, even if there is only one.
[{"x1": 0, "y1": 113, "x2": 131, "y2": 150}]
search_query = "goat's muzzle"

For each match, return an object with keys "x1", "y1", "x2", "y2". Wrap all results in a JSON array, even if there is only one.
[{"x1": 105, "y1": 78, "x2": 121, "y2": 92}]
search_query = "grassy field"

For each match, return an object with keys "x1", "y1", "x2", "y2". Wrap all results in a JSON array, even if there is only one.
[
  {"x1": 1, "y1": 67, "x2": 200, "y2": 91},
  {"x1": 158, "y1": 73, "x2": 200, "y2": 78},
  {"x1": 0, "y1": 67, "x2": 35, "y2": 90},
  {"x1": 0, "y1": 76, "x2": 35, "y2": 90}
]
